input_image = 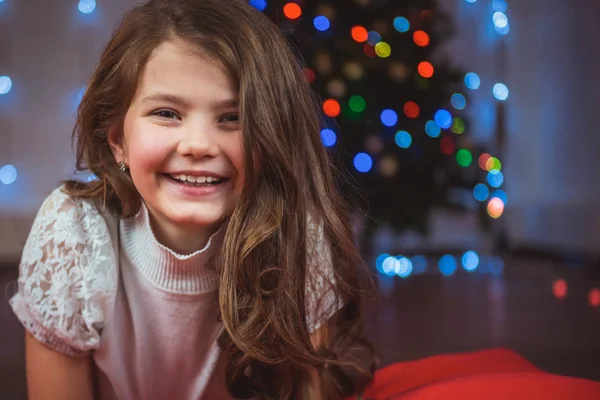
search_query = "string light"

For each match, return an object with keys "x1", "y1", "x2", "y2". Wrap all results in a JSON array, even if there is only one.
[
  {"x1": 418, "y1": 61, "x2": 434, "y2": 78},
  {"x1": 395, "y1": 130, "x2": 412, "y2": 148},
  {"x1": 283, "y1": 2, "x2": 302, "y2": 20},
  {"x1": 249, "y1": 0, "x2": 267, "y2": 11},
  {"x1": 393, "y1": 16, "x2": 410, "y2": 32},
  {"x1": 464, "y1": 72, "x2": 481, "y2": 90},
  {"x1": 0, "y1": 76, "x2": 12, "y2": 95},
  {"x1": 78, "y1": 0, "x2": 96, "y2": 14},
  {"x1": 413, "y1": 30, "x2": 430, "y2": 47},
  {"x1": 323, "y1": 99, "x2": 340, "y2": 117},
  {"x1": 320, "y1": 128, "x2": 337, "y2": 147},
  {"x1": 404, "y1": 101, "x2": 420, "y2": 119},
  {"x1": 351, "y1": 26, "x2": 368, "y2": 42},
  {"x1": 0, "y1": 164, "x2": 17, "y2": 185},
  {"x1": 354, "y1": 152, "x2": 373, "y2": 173},
  {"x1": 380, "y1": 109, "x2": 398, "y2": 127},
  {"x1": 313, "y1": 16, "x2": 331, "y2": 31}
]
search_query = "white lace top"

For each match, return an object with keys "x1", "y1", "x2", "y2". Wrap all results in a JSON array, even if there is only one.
[{"x1": 9, "y1": 186, "x2": 341, "y2": 399}]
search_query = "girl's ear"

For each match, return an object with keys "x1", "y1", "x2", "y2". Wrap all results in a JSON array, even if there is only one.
[{"x1": 108, "y1": 125, "x2": 126, "y2": 163}]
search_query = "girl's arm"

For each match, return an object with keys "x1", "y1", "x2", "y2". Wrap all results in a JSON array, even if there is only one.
[
  {"x1": 25, "y1": 332, "x2": 94, "y2": 400},
  {"x1": 306, "y1": 322, "x2": 330, "y2": 400}
]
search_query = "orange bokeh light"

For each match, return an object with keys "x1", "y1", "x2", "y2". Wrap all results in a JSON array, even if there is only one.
[
  {"x1": 487, "y1": 197, "x2": 505, "y2": 219},
  {"x1": 552, "y1": 279, "x2": 568, "y2": 299},
  {"x1": 404, "y1": 101, "x2": 420, "y2": 119},
  {"x1": 418, "y1": 61, "x2": 434, "y2": 78},
  {"x1": 283, "y1": 3, "x2": 302, "y2": 20},
  {"x1": 323, "y1": 99, "x2": 341, "y2": 117},
  {"x1": 413, "y1": 30, "x2": 430, "y2": 47},
  {"x1": 351, "y1": 26, "x2": 368, "y2": 43}
]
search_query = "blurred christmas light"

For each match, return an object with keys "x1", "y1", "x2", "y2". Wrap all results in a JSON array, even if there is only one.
[
  {"x1": 491, "y1": 189, "x2": 507, "y2": 205},
  {"x1": 375, "y1": 42, "x2": 391, "y2": 58},
  {"x1": 589, "y1": 288, "x2": 600, "y2": 307},
  {"x1": 396, "y1": 256, "x2": 413, "y2": 278},
  {"x1": 464, "y1": 72, "x2": 481, "y2": 90},
  {"x1": 479, "y1": 153, "x2": 492, "y2": 169},
  {"x1": 493, "y1": 83, "x2": 509, "y2": 100},
  {"x1": 0, "y1": 164, "x2": 17, "y2": 185},
  {"x1": 349, "y1": 95, "x2": 366, "y2": 112},
  {"x1": 552, "y1": 279, "x2": 568, "y2": 300},
  {"x1": 465, "y1": 0, "x2": 477, "y2": 3},
  {"x1": 488, "y1": 257, "x2": 505, "y2": 276},
  {"x1": 351, "y1": 26, "x2": 368, "y2": 42},
  {"x1": 487, "y1": 197, "x2": 505, "y2": 218},
  {"x1": 404, "y1": 101, "x2": 420, "y2": 118},
  {"x1": 354, "y1": 152, "x2": 373, "y2": 173},
  {"x1": 379, "y1": 156, "x2": 399, "y2": 177},
  {"x1": 473, "y1": 183, "x2": 490, "y2": 202},
  {"x1": 376, "y1": 253, "x2": 391, "y2": 274},
  {"x1": 493, "y1": 12, "x2": 508, "y2": 28},
  {"x1": 344, "y1": 62, "x2": 364, "y2": 80},
  {"x1": 0, "y1": 76, "x2": 12, "y2": 95},
  {"x1": 283, "y1": 2, "x2": 302, "y2": 19},
  {"x1": 320, "y1": 128, "x2": 337, "y2": 147},
  {"x1": 367, "y1": 31, "x2": 382, "y2": 46},
  {"x1": 411, "y1": 255, "x2": 427, "y2": 274},
  {"x1": 487, "y1": 170, "x2": 504, "y2": 188},
  {"x1": 363, "y1": 44, "x2": 376, "y2": 57},
  {"x1": 249, "y1": 0, "x2": 267, "y2": 11},
  {"x1": 303, "y1": 67, "x2": 315, "y2": 83},
  {"x1": 451, "y1": 117, "x2": 466, "y2": 134},
  {"x1": 323, "y1": 99, "x2": 341, "y2": 117},
  {"x1": 418, "y1": 61, "x2": 434, "y2": 78},
  {"x1": 440, "y1": 136, "x2": 455, "y2": 155},
  {"x1": 314, "y1": 15, "x2": 331, "y2": 31},
  {"x1": 495, "y1": 23, "x2": 510, "y2": 35},
  {"x1": 434, "y1": 109, "x2": 452, "y2": 129},
  {"x1": 381, "y1": 109, "x2": 398, "y2": 127},
  {"x1": 451, "y1": 93, "x2": 467, "y2": 110},
  {"x1": 393, "y1": 16, "x2": 410, "y2": 32},
  {"x1": 439, "y1": 255, "x2": 457, "y2": 276},
  {"x1": 456, "y1": 149, "x2": 473, "y2": 167},
  {"x1": 395, "y1": 130, "x2": 412, "y2": 148},
  {"x1": 382, "y1": 256, "x2": 399, "y2": 276},
  {"x1": 327, "y1": 79, "x2": 346, "y2": 97},
  {"x1": 425, "y1": 120, "x2": 441, "y2": 138},
  {"x1": 413, "y1": 30, "x2": 430, "y2": 47},
  {"x1": 462, "y1": 250, "x2": 479, "y2": 272},
  {"x1": 78, "y1": 0, "x2": 96, "y2": 14},
  {"x1": 485, "y1": 156, "x2": 502, "y2": 172}
]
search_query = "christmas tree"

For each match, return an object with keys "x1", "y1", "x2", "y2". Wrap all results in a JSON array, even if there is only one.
[{"x1": 256, "y1": 0, "x2": 496, "y2": 244}]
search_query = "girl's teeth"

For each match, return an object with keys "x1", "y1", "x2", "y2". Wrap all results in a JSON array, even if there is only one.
[{"x1": 171, "y1": 174, "x2": 222, "y2": 184}]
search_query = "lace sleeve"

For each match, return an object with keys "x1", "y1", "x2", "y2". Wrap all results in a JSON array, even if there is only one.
[
  {"x1": 305, "y1": 214, "x2": 344, "y2": 333},
  {"x1": 8, "y1": 187, "x2": 118, "y2": 357}
]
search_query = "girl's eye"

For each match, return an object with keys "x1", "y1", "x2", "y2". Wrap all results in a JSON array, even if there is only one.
[
  {"x1": 220, "y1": 113, "x2": 239, "y2": 123},
  {"x1": 153, "y1": 110, "x2": 179, "y2": 120}
]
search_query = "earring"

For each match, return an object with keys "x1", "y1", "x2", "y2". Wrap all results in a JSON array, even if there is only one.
[{"x1": 119, "y1": 160, "x2": 127, "y2": 172}]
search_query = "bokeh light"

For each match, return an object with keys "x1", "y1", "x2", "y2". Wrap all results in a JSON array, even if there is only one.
[
  {"x1": 396, "y1": 256, "x2": 413, "y2": 278},
  {"x1": 451, "y1": 93, "x2": 467, "y2": 110},
  {"x1": 425, "y1": 120, "x2": 441, "y2": 138},
  {"x1": 456, "y1": 149, "x2": 473, "y2": 167},
  {"x1": 249, "y1": 0, "x2": 267, "y2": 11},
  {"x1": 493, "y1": 83, "x2": 509, "y2": 100},
  {"x1": 553, "y1": 279, "x2": 568, "y2": 300},
  {"x1": 376, "y1": 253, "x2": 391, "y2": 274},
  {"x1": 493, "y1": 12, "x2": 508, "y2": 28},
  {"x1": 486, "y1": 156, "x2": 502, "y2": 172},
  {"x1": 393, "y1": 16, "x2": 410, "y2": 32},
  {"x1": 314, "y1": 16, "x2": 331, "y2": 31},
  {"x1": 418, "y1": 61, "x2": 434, "y2": 78},
  {"x1": 303, "y1": 67, "x2": 315, "y2": 83},
  {"x1": 367, "y1": 31, "x2": 382, "y2": 46},
  {"x1": 375, "y1": 42, "x2": 391, "y2": 58},
  {"x1": 351, "y1": 26, "x2": 368, "y2": 42},
  {"x1": 464, "y1": 72, "x2": 481, "y2": 90},
  {"x1": 78, "y1": 0, "x2": 96, "y2": 14},
  {"x1": 381, "y1": 109, "x2": 398, "y2": 127},
  {"x1": 491, "y1": 189, "x2": 508, "y2": 205},
  {"x1": 413, "y1": 30, "x2": 430, "y2": 47},
  {"x1": 323, "y1": 99, "x2": 341, "y2": 117},
  {"x1": 487, "y1": 170, "x2": 504, "y2": 188},
  {"x1": 320, "y1": 128, "x2": 337, "y2": 147},
  {"x1": 434, "y1": 109, "x2": 452, "y2": 129},
  {"x1": 462, "y1": 250, "x2": 479, "y2": 272},
  {"x1": 473, "y1": 183, "x2": 490, "y2": 202},
  {"x1": 479, "y1": 153, "x2": 491, "y2": 170},
  {"x1": 349, "y1": 95, "x2": 366, "y2": 112},
  {"x1": 589, "y1": 288, "x2": 600, "y2": 307},
  {"x1": 354, "y1": 152, "x2": 373, "y2": 173},
  {"x1": 404, "y1": 101, "x2": 420, "y2": 119},
  {"x1": 395, "y1": 130, "x2": 412, "y2": 149},
  {"x1": 440, "y1": 136, "x2": 455, "y2": 155},
  {"x1": 411, "y1": 255, "x2": 427, "y2": 274},
  {"x1": 492, "y1": 0, "x2": 507, "y2": 12},
  {"x1": 0, "y1": 164, "x2": 17, "y2": 185},
  {"x1": 487, "y1": 197, "x2": 505, "y2": 218},
  {"x1": 0, "y1": 76, "x2": 12, "y2": 95},
  {"x1": 451, "y1": 117, "x2": 466, "y2": 134},
  {"x1": 382, "y1": 256, "x2": 399, "y2": 276},
  {"x1": 283, "y1": 2, "x2": 302, "y2": 19},
  {"x1": 439, "y1": 255, "x2": 457, "y2": 276}
]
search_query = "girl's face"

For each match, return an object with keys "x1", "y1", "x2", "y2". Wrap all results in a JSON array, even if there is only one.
[{"x1": 111, "y1": 39, "x2": 244, "y2": 253}]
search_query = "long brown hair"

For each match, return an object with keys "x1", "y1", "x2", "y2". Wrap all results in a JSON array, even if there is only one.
[{"x1": 64, "y1": 0, "x2": 377, "y2": 398}]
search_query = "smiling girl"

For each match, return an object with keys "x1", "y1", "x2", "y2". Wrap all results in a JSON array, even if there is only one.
[{"x1": 9, "y1": 0, "x2": 376, "y2": 399}]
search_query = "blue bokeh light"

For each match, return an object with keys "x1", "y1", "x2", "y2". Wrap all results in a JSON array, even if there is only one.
[
  {"x1": 0, "y1": 76, "x2": 12, "y2": 95},
  {"x1": 376, "y1": 253, "x2": 391, "y2": 274},
  {"x1": 439, "y1": 255, "x2": 457, "y2": 276},
  {"x1": 492, "y1": 0, "x2": 507, "y2": 12},
  {"x1": 425, "y1": 120, "x2": 441, "y2": 138},
  {"x1": 314, "y1": 16, "x2": 331, "y2": 32},
  {"x1": 320, "y1": 128, "x2": 337, "y2": 147},
  {"x1": 491, "y1": 189, "x2": 508, "y2": 205},
  {"x1": 381, "y1": 109, "x2": 398, "y2": 127},
  {"x1": 367, "y1": 31, "x2": 382, "y2": 46},
  {"x1": 382, "y1": 256, "x2": 399, "y2": 276},
  {"x1": 354, "y1": 152, "x2": 373, "y2": 173},
  {"x1": 495, "y1": 24, "x2": 510, "y2": 35},
  {"x1": 493, "y1": 12, "x2": 508, "y2": 28},
  {"x1": 473, "y1": 183, "x2": 490, "y2": 202},
  {"x1": 249, "y1": 0, "x2": 267, "y2": 11},
  {"x1": 396, "y1": 256, "x2": 413, "y2": 278},
  {"x1": 393, "y1": 17, "x2": 410, "y2": 32},
  {"x1": 411, "y1": 255, "x2": 427, "y2": 274},
  {"x1": 451, "y1": 93, "x2": 467, "y2": 110},
  {"x1": 465, "y1": 0, "x2": 477, "y2": 3},
  {"x1": 395, "y1": 130, "x2": 412, "y2": 148},
  {"x1": 487, "y1": 170, "x2": 504, "y2": 188},
  {"x1": 464, "y1": 72, "x2": 481, "y2": 90},
  {"x1": 493, "y1": 83, "x2": 509, "y2": 100},
  {"x1": 78, "y1": 0, "x2": 96, "y2": 14},
  {"x1": 0, "y1": 164, "x2": 17, "y2": 185},
  {"x1": 462, "y1": 250, "x2": 480, "y2": 272},
  {"x1": 434, "y1": 109, "x2": 452, "y2": 129}
]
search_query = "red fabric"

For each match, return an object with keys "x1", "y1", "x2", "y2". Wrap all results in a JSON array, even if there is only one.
[{"x1": 347, "y1": 348, "x2": 600, "y2": 400}]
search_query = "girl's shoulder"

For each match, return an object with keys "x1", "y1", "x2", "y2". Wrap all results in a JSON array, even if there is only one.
[{"x1": 9, "y1": 185, "x2": 119, "y2": 357}]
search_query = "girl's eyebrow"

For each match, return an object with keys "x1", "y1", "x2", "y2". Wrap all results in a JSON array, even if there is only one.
[{"x1": 141, "y1": 92, "x2": 238, "y2": 110}]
